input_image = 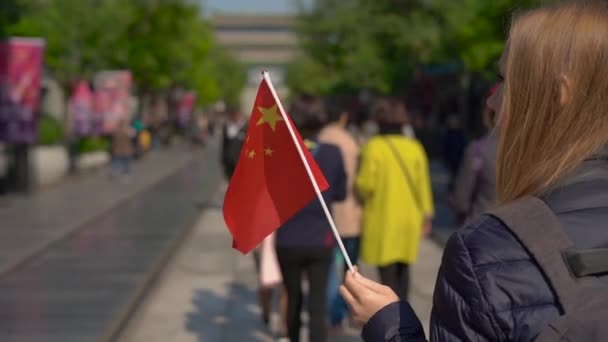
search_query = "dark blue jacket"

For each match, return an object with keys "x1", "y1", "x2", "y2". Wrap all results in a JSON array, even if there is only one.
[
  {"x1": 363, "y1": 156, "x2": 608, "y2": 341},
  {"x1": 275, "y1": 141, "x2": 347, "y2": 248}
]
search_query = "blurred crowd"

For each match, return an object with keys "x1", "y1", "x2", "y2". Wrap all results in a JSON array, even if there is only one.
[
  {"x1": 220, "y1": 86, "x2": 500, "y2": 341},
  {"x1": 218, "y1": 2, "x2": 608, "y2": 342}
]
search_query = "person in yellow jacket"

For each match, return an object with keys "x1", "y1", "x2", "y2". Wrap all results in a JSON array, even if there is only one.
[
  {"x1": 356, "y1": 98, "x2": 434, "y2": 300},
  {"x1": 139, "y1": 129, "x2": 152, "y2": 152}
]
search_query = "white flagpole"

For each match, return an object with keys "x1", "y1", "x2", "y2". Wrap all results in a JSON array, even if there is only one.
[{"x1": 262, "y1": 70, "x2": 354, "y2": 272}]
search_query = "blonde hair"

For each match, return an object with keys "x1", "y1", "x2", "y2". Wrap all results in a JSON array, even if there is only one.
[{"x1": 497, "y1": 1, "x2": 608, "y2": 204}]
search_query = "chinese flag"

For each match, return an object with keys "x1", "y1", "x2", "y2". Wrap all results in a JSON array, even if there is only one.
[{"x1": 223, "y1": 77, "x2": 329, "y2": 254}]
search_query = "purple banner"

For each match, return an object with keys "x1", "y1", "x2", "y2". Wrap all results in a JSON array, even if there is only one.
[{"x1": 0, "y1": 37, "x2": 45, "y2": 144}]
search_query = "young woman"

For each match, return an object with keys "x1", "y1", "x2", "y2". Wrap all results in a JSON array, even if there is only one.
[
  {"x1": 319, "y1": 95, "x2": 362, "y2": 330},
  {"x1": 341, "y1": 1, "x2": 608, "y2": 341},
  {"x1": 275, "y1": 95, "x2": 347, "y2": 342},
  {"x1": 356, "y1": 98, "x2": 434, "y2": 300}
]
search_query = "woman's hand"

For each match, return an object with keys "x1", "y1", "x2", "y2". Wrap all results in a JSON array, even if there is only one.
[{"x1": 340, "y1": 267, "x2": 400, "y2": 326}]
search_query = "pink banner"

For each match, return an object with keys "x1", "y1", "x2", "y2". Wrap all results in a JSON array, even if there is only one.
[
  {"x1": 69, "y1": 81, "x2": 95, "y2": 136},
  {"x1": 178, "y1": 91, "x2": 196, "y2": 127},
  {"x1": 0, "y1": 37, "x2": 45, "y2": 144},
  {"x1": 94, "y1": 70, "x2": 132, "y2": 134}
]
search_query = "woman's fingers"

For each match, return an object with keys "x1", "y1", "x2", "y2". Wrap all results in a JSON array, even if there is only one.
[
  {"x1": 340, "y1": 284, "x2": 366, "y2": 326},
  {"x1": 339, "y1": 284, "x2": 358, "y2": 307},
  {"x1": 342, "y1": 269, "x2": 401, "y2": 326},
  {"x1": 353, "y1": 273, "x2": 389, "y2": 294},
  {"x1": 344, "y1": 269, "x2": 369, "y2": 301},
  {"x1": 346, "y1": 268, "x2": 388, "y2": 294}
]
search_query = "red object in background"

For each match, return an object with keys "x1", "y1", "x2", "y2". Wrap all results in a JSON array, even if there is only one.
[
  {"x1": 223, "y1": 78, "x2": 329, "y2": 254},
  {"x1": 70, "y1": 81, "x2": 94, "y2": 137},
  {"x1": 484, "y1": 82, "x2": 501, "y2": 111},
  {"x1": 487, "y1": 83, "x2": 501, "y2": 98},
  {"x1": 0, "y1": 37, "x2": 45, "y2": 144},
  {"x1": 178, "y1": 91, "x2": 196, "y2": 127}
]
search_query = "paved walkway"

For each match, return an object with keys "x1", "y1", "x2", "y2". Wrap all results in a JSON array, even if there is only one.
[
  {"x1": 429, "y1": 160, "x2": 459, "y2": 245},
  {"x1": 119, "y1": 184, "x2": 444, "y2": 342},
  {"x1": 0, "y1": 143, "x2": 222, "y2": 342},
  {"x1": 0, "y1": 144, "x2": 197, "y2": 276}
]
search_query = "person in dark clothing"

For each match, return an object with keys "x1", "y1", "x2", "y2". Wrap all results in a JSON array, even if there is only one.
[
  {"x1": 442, "y1": 114, "x2": 467, "y2": 190},
  {"x1": 220, "y1": 108, "x2": 247, "y2": 180},
  {"x1": 275, "y1": 95, "x2": 347, "y2": 342},
  {"x1": 450, "y1": 85, "x2": 500, "y2": 224},
  {"x1": 339, "y1": 2, "x2": 608, "y2": 341}
]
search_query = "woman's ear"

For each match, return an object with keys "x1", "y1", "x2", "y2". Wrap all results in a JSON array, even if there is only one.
[{"x1": 559, "y1": 74, "x2": 572, "y2": 106}]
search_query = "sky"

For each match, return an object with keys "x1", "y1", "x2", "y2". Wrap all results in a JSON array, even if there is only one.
[{"x1": 201, "y1": 0, "x2": 299, "y2": 14}]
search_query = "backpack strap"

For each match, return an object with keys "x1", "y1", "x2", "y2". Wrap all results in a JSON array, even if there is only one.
[
  {"x1": 383, "y1": 137, "x2": 424, "y2": 214},
  {"x1": 487, "y1": 196, "x2": 583, "y2": 313},
  {"x1": 563, "y1": 248, "x2": 608, "y2": 277},
  {"x1": 304, "y1": 139, "x2": 321, "y2": 157}
]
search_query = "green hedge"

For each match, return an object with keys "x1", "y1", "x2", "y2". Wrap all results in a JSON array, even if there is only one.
[
  {"x1": 37, "y1": 114, "x2": 64, "y2": 145},
  {"x1": 76, "y1": 137, "x2": 110, "y2": 154}
]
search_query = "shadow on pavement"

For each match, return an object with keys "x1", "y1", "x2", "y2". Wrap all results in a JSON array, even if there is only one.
[
  {"x1": 186, "y1": 283, "x2": 271, "y2": 341},
  {"x1": 185, "y1": 281, "x2": 363, "y2": 342}
]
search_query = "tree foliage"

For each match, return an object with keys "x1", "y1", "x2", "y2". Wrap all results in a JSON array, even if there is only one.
[
  {"x1": 432, "y1": 0, "x2": 542, "y2": 75},
  {"x1": 0, "y1": 0, "x2": 22, "y2": 39},
  {"x1": 289, "y1": 0, "x2": 546, "y2": 95},
  {"x1": 5, "y1": 0, "x2": 245, "y2": 107},
  {"x1": 9, "y1": 0, "x2": 127, "y2": 86}
]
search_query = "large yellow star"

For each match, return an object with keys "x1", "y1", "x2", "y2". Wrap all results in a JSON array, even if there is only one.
[{"x1": 257, "y1": 105, "x2": 284, "y2": 132}]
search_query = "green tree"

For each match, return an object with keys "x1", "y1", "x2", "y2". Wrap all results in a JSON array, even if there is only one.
[
  {"x1": 204, "y1": 46, "x2": 246, "y2": 107},
  {"x1": 290, "y1": 0, "x2": 443, "y2": 95},
  {"x1": 292, "y1": 0, "x2": 391, "y2": 94},
  {"x1": 0, "y1": 0, "x2": 22, "y2": 39},
  {"x1": 119, "y1": 0, "x2": 244, "y2": 107},
  {"x1": 122, "y1": 0, "x2": 204, "y2": 93},
  {"x1": 8, "y1": 0, "x2": 129, "y2": 88},
  {"x1": 286, "y1": 54, "x2": 337, "y2": 95},
  {"x1": 290, "y1": 0, "x2": 552, "y2": 97},
  {"x1": 431, "y1": 0, "x2": 526, "y2": 75},
  {"x1": 7, "y1": 0, "x2": 245, "y2": 110}
]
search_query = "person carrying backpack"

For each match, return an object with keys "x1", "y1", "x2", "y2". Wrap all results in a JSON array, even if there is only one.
[{"x1": 340, "y1": 1, "x2": 608, "y2": 341}]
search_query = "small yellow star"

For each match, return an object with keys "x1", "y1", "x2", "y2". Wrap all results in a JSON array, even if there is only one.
[
  {"x1": 248, "y1": 150, "x2": 256, "y2": 159},
  {"x1": 257, "y1": 104, "x2": 284, "y2": 132},
  {"x1": 264, "y1": 147, "x2": 273, "y2": 156}
]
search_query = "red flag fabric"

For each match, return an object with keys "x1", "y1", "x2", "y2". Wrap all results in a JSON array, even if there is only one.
[{"x1": 223, "y1": 78, "x2": 329, "y2": 254}]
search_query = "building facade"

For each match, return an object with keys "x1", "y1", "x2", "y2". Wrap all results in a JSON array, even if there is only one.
[{"x1": 213, "y1": 14, "x2": 297, "y2": 114}]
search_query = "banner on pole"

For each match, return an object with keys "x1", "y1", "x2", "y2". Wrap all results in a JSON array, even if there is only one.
[
  {"x1": 94, "y1": 70, "x2": 132, "y2": 134},
  {"x1": 69, "y1": 80, "x2": 95, "y2": 137},
  {"x1": 0, "y1": 37, "x2": 45, "y2": 144}
]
